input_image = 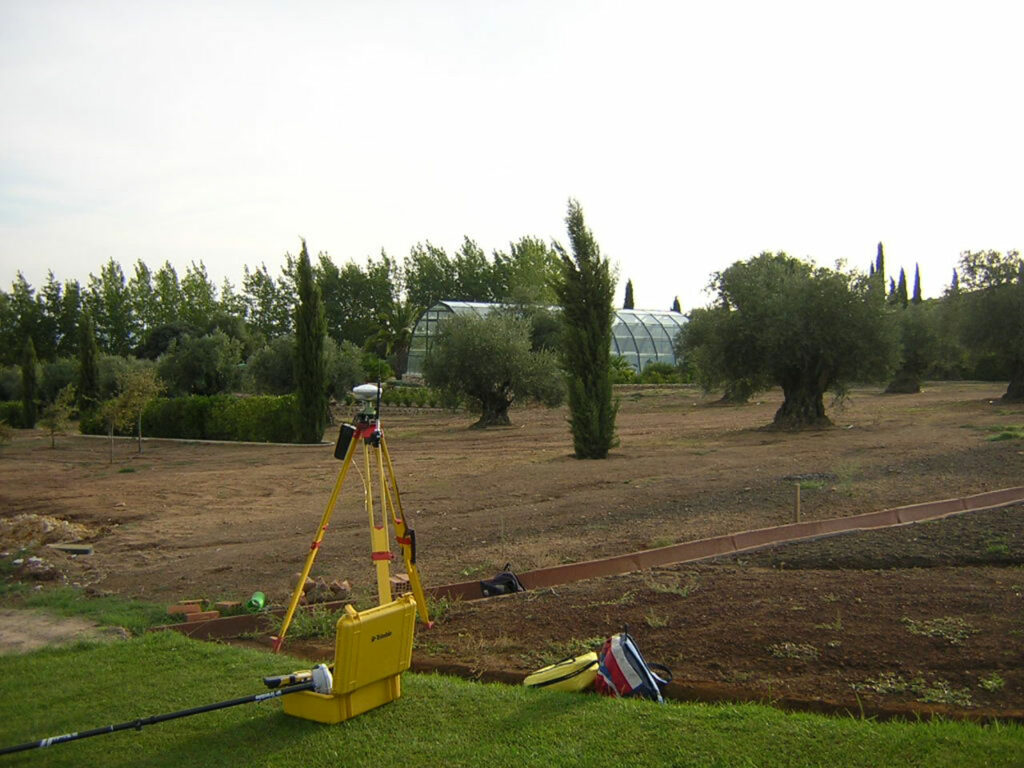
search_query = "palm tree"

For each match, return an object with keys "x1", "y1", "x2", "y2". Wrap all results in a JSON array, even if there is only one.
[{"x1": 366, "y1": 300, "x2": 423, "y2": 379}]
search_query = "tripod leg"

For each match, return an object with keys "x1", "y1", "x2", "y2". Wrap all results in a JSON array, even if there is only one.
[
  {"x1": 367, "y1": 442, "x2": 394, "y2": 606},
  {"x1": 380, "y1": 435, "x2": 432, "y2": 626},
  {"x1": 273, "y1": 430, "x2": 358, "y2": 653}
]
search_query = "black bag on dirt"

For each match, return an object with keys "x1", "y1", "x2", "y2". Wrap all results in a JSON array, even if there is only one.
[{"x1": 479, "y1": 563, "x2": 525, "y2": 597}]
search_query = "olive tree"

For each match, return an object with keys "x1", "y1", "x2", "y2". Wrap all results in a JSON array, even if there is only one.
[
  {"x1": 677, "y1": 304, "x2": 771, "y2": 404},
  {"x1": 157, "y1": 331, "x2": 242, "y2": 395},
  {"x1": 423, "y1": 313, "x2": 562, "y2": 428},
  {"x1": 681, "y1": 252, "x2": 897, "y2": 428},
  {"x1": 957, "y1": 249, "x2": 1024, "y2": 401},
  {"x1": 884, "y1": 302, "x2": 942, "y2": 394}
]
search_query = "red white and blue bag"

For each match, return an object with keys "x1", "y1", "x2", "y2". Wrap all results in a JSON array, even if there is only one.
[{"x1": 594, "y1": 628, "x2": 672, "y2": 703}]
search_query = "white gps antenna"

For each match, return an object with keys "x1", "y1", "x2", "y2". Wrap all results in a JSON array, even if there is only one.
[{"x1": 352, "y1": 383, "x2": 382, "y2": 401}]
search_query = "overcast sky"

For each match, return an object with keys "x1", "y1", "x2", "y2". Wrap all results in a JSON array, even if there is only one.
[{"x1": 2, "y1": 1, "x2": 1022, "y2": 312}]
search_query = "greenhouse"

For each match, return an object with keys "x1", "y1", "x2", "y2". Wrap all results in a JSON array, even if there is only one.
[{"x1": 406, "y1": 301, "x2": 686, "y2": 376}]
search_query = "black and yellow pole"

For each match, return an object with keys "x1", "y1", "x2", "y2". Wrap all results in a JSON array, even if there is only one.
[{"x1": 0, "y1": 681, "x2": 317, "y2": 756}]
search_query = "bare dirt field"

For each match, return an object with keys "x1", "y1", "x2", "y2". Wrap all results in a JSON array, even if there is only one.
[{"x1": 1, "y1": 381, "x2": 1022, "y2": 716}]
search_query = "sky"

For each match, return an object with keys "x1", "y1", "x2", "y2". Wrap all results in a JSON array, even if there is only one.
[{"x1": 2, "y1": 0, "x2": 1023, "y2": 313}]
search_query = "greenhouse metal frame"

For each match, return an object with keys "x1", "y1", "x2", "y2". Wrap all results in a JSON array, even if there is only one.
[{"x1": 406, "y1": 301, "x2": 686, "y2": 376}]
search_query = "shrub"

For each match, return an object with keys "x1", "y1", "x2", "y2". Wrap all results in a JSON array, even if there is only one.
[
  {"x1": 639, "y1": 361, "x2": 680, "y2": 384},
  {"x1": 248, "y1": 336, "x2": 296, "y2": 395},
  {"x1": 0, "y1": 401, "x2": 26, "y2": 428},
  {"x1": 135, "y1": 321, "x2": 200, "y2": 360},
  {"x1": 40, "y1": 358, "x2": 79, "y2": 405},
  {"x1": 610, "y1": 356, "x2": 637, "y2": 385},
  {"x1": 248, "y1": 336, "x2": 361, "y2": 403},
  {"x1": 970, "y1": 353, "x2": 1010, "y2": 382},
  {"x1": 80, "y1": 405, "x2": 136, "y2": 437},
  {"x1": 97, "y1": 354, "x2": 134, "y2": 401},
  {"x1": 360, "y1": 350, "x2": 393, "y2": 382},
  {"x1": 326, "y1": 339, "x2": 363, "y2": 400},
  {"x1": 157, "y1": 331, "x2": 243, "y2": 396},
  {"x1": 0, "y1": 365, "x2": 21, "y2": 401}
]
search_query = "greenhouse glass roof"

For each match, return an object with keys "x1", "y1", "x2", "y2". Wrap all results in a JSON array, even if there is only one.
[{"x1": 406, "y1": 301, "x2": 686, "y2": 376}]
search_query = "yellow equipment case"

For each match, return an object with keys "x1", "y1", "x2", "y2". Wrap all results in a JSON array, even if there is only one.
[
  {"x1": 283, "y1": 594, "x2": 417, "y2": 724},
  {"x1": 523, "y1": 651, "x2": 599, "y2": 693}
]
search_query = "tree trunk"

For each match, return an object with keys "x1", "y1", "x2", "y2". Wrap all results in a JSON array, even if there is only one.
[
  {"x1": 137, "y1": 413, "x2": 143, "y2": 454},
  {"x1": 107, "y1": 423, "x2": 114, "y2": 464},
  {"x1": 393, "y1": 345, "x2": 410, "y2": 381},
  {"x1": 471, "y1": 396, "x2": 513, "y2": 428},
  {"x1": 773, "y1": 382, "x2": 831, "y2": 429},
  {"x1": 718, "y1": 380, "x2": 754, "y2": 405},
  {"x1": 1002, "y1": 363, "x2": 1024, "y2": 402}
]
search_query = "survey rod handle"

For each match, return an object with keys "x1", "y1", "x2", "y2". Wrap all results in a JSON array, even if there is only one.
[{"x1": 0, "y1": 682, "x2": 315, "y2": 756}]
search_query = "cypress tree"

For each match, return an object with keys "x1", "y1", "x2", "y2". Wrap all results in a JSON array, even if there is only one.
[
  {"x1": 896, "y1": 268, "x2": 909, "y2": 308},
  {"x1": 671, "y1": 296, "x2": 681, "y2": 313},
  {"x1": 553, "y1": 199, "x2": 618, "y2": 459},
  {"x1": 623, "y1": 279, "x2": 635, "y2": 309},
  {"x1": 21, "y1": 337, "x2": 39, "y2": 428},
  {"x1": 912, "y1": 263, "x2": 922, "y2": 304},
  {"x1": 294, "y1": 240, "x2": 327, "y2": 443},
  {"x1": 951, "y1": 268, "x2": 959, "y2": 294},
  {"x1": 77, "y1": 311, "x2": 100, "y2": 411},
  {"x1": 875, "y1": 242, "x2": 886, "y2": 295}
]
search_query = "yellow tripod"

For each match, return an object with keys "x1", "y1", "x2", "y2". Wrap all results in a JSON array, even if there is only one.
[{"x1": 272, "y1": 387, "x2": 431, "y2": 653}]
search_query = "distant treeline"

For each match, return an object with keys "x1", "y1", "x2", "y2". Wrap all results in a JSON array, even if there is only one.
[{"x1": 0, "y1": 235, "x2": 569, "y2": 369}]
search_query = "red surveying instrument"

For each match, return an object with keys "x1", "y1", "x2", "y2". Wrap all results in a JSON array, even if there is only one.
[{"x1": 272, "y1": 381, "x2": 432, "y2": 654}]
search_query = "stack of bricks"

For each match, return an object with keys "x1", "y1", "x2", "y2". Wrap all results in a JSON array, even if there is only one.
[
  {"x1": 389, "y1": 573, "x2": 410, "y2": 596},
  {"x1": 166, "y1": 599, "x2": 220, "y2": 623},
  {"x1": 298, "y1": 575, "x2": 352, "y2": 604}
]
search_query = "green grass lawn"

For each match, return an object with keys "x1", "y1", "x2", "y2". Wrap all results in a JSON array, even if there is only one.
[{"x1": 0, "y1": 631, "x2": 1020, "y2": 767}]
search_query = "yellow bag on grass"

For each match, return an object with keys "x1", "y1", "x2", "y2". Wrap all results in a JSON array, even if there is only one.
[{"x1": 523, "y1": 652, "x2": 599, "y2": 693}]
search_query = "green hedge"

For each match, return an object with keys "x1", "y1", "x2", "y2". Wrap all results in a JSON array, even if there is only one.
[
  {"x1": 206, "y1": 394, "x2": 300, "y2": 443},
  {"x1": 80, "y1": 395, "x2": 303, "y2": 443},
  {"x1": 141, "y1": 396, "x2": 220, "y2": 438}
]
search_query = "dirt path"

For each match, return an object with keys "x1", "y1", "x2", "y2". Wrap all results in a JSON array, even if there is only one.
[{"x1": 0, "y1": 609, "x2": 125, "y2": 654}]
